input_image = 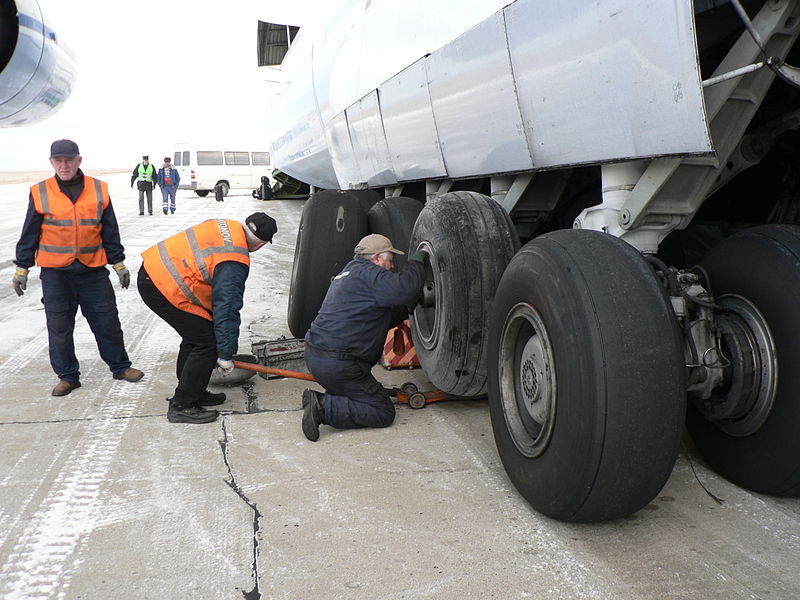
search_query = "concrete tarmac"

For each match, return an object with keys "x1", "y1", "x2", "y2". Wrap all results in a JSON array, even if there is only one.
[{"x1": 0, "y1": 173, "x2": 799, "y2": 599}]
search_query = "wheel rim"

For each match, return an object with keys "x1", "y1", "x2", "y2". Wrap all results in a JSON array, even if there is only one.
[
  {"x1": 413, "y1": 240, "x2": 440, "y2": 351},
  {"x1": 498, "y1": 302, "x2": 557, "y2": 458},
  {"x1": 701, "y1": 294, "x2": 778, "y2": 437}
]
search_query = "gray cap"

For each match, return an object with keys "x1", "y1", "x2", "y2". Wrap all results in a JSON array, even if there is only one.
[
  {"x1": 354, "y1": 234, "x2": 404, "y2": 256},
  {"x1": 50, "y1": 139, "x2": 80, "y2": 158}
]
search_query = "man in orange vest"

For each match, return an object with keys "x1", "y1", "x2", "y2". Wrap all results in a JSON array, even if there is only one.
[
  {"x1": 12, "y1": 139, "x2": 145, "y2": 397},
  {"x1": 138, "y1": 212, "x2": 277, "y2": 424}
]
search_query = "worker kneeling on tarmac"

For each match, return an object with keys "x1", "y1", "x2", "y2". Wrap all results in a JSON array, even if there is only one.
[
  {"x1": 302, "y1": 234, "x2": 425, "y2": 441},
  {"x1": 138, "y1": 213, "x2": 277, "y2": 424}
]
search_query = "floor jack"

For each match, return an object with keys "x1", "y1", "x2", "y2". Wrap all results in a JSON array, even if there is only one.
[{"x1": 231, "y1": 359, "x2": 449, "y2": 409}]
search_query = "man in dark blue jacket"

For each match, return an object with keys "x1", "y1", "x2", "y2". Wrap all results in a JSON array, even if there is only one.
[{"x1": 302, "y1": 234, "x2": 425, "y2": 441}]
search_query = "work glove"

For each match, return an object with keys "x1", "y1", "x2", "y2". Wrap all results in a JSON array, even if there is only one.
[
  {"x1": 216, "y1": 358, "x2": 234, "y2": 374},
  {"x1": 408, "y1": 249, "x2": 426, "y2": 264},
  {"x1": 12, "y1": 267, "x2": 28, "y2": 296},
  {"x1": 130, "y1": 182, "x2": 134, "y2": 188},
  {"x1": 113, "y1": 262, "x2": 130, "y2": 289}
]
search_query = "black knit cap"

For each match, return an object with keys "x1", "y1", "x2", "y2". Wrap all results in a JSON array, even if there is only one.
[
  {"x1": 50, "y1": 139, "x2": 80, "y2": 158},
  {"x1": 245, "y1": 212, "x2": 277, "y2": 243}
]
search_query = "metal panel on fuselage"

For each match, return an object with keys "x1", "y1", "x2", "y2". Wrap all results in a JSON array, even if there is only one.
[
  {"x1": 426, "y1": 11, "x2": 534, "y2": 178},
  {"x1": 379, "y1": 60, "x2": 447, "y2": 182},
  {"x1": 267, "y1": 0, "x2": 711, "y2": 190},
  {"x1": 505, "y1": 0, "x2": 710, "y2": 167},
  {"x1": 346, "y1": 91, "x2": 397, "y2": 187}
]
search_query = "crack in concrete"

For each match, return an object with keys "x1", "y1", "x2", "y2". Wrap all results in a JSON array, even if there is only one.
[{"x1": 219, "y1": 415, "x2": 263, "y2": 600}]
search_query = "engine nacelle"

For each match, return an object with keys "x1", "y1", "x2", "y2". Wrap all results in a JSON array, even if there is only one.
[{"x1": 0, "y1": 0, "x2": 76, "y2": 127}]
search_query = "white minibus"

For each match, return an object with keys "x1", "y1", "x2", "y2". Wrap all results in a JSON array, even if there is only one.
[{"x1": 171, "y1": 144, "x2": 275, "y2": 197}]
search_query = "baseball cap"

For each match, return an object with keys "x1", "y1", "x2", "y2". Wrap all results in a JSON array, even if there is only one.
[
  {"x1": 245, "y1": 212, "x2": 277, "y2": 243},
  {"x1": 354, "y1": 234, "x2": 404, "y2": 256},
  {"x1": 49, "y1": 139, "x2": 80, "y2": 158}
]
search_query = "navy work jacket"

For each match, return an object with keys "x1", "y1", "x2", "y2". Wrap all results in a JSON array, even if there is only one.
[{"x1": 305, "y1": 257, "x2": 424, "y2": 365}]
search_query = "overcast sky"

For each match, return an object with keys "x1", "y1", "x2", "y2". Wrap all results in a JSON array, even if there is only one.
[{"x1": 1, "y1": 0, "x2": 314, "y2": 171}]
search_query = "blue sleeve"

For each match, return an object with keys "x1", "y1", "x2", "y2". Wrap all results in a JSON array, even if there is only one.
[
  {"x1": 211, "y1": 261, "x2": 249, "y2": 359},
  {"x1": 370, "y1": 261, "x2": 425, "y2": 309},
  {"x1": 100, "y1": 199, "x2": 126, "y2": 264},
  {"x1": 14, "y1": 194, "x2": 43, "y2": 269},
  {"x1": 157, "y1": 168, "x2": 163, "y2": 186},
  {"x1": 174, "y1": 168, "x2": 180, "y2": 186}
]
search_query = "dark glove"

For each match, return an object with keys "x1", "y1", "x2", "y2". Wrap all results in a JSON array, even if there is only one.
[
  {"x1": 130, "y1": 183, "x2": 134, "y2": 188},
  {"x1": 113, "y1": 262, "x2": 130, "y2": 289},
  {"x1": 408, "y1": 250, "x2": 426, "y2": 264},
  {"x1": 12, "y1": 267, "x2": 28, "y2": 296}
]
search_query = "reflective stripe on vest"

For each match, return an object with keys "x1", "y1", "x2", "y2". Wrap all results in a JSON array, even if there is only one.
[
  {"x1": 137, "y1": 163, "x2": 155, "y2": 183},
  {"x1": 141, "y1": 219, "x2": 250, "y2": 320},
  {"x1": 31, "y1": 176, "x2": 109, "y2": 267}
]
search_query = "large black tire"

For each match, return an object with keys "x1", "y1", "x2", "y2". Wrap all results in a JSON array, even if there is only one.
[
  {"x1": 410, "y1": 191, "x2": 518, "y2": 397},
  {"x1": 689, "y1": 225, "x2": 800, "y2": 495},
  {"x1": 367, "y1": 196, "x2": 424, "y2": 271},
  {"x1": 216, "y1": 181, "x2": 230, "y2": 197},
  {"x1": 195, "y1": 190, "x2": 210, "y2": 197},
  {"x1": 349, "y1": 189, "x2": 382, "y2": 214},
  {"x1": 487, "y1": 229, "x2": 686, "y2": 522},
  {"x1": 287, "y1": 190, "x2": 368, "y2": 338}
]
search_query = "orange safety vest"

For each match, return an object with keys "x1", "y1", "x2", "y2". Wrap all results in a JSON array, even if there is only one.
[
  {"x1": 30, "y1": 176, "x2": 110, "y2": 268},
  {"x1": 141, "y1": 219, "x2": 251, "y2": 320}
]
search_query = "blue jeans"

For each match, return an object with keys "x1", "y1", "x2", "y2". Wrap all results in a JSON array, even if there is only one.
[
  {"x1": 304, "y1": 347, "x2": 395, "y2": 429},
  {"x1": 161, "y1": 185, "x2": 177, "y2": 212},
  {"x1": 40, "y1": 264, "x2": 132, "y2": 382}
]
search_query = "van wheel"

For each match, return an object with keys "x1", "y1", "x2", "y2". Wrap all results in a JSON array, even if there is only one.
[
  {"x1": 410, "y1": 191, "x2": 518, "y2": 397},
  {"x1": 216, "y1": 182, "x2": 230, "y2": 197},
  {"x1": 287, "y1": 190, "x2": 368, "y2": 338},
  {"x1": 367, "y1": 196, "x2": 424, "y2": 271},
  {"x1": 488, "y1": 230, "x2": 685, "y2": 522},
  {"x1": 195, "y1": 190, "x2": 210, "y2": 197}
]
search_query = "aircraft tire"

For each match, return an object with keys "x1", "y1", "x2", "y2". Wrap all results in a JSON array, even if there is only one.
[
  {"x1": 689, "y1": 224, "x2": 800, "y2": 496},
  {"x1": 410, "y1": 191, "x2": 518, "y2": 397},
  {"x1": 287, "y1": 190, "x2": 368, "y2": 338},
  {"x1": 487, "y1": 229, "x2": 685, "y2": 522},
  {"x1": 367, "y1": 196, "x2": 424, "y2": 271},
  {"x1": 349, "y1": 189, "x2": 382, "y2": 213}
]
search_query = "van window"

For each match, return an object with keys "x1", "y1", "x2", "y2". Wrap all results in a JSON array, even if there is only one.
[
  {"x1": 252, "y1": 152, "x2": 271, "y2": 166},
  {"x1": 198, "y1": 151, "x2": 223, "y2": 166},
  {"x1": 173, "y1": 152, "x2": 181, "y2": 166},
  {"x1": 225, "y1": 151, "x2": 250, "y2": 166},
  {"x1": 182, "y1": 151, "x2": 190, "y2": 165}
]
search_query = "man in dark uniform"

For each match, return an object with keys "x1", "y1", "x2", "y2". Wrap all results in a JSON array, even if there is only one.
[
  {"x1": 130, "y1": 155, "x2": 156, "y2": 215},
  {"x1": 302, "y1": 234, "x2": 425, "y2": 441}
]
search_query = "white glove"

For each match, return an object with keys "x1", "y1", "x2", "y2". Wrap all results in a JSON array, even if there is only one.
[{"x1": 216, "y1": 358, "x2": 234, "y2": 374}]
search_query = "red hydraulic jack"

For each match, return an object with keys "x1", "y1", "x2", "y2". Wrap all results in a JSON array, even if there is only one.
[{"x1": 231, "y1": 360, "x2": 449, "y2": 409}]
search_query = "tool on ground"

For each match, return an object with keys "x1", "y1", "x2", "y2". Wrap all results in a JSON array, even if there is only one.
[{"x1": 231, "y1": 359, "x2": 448, "y2": 408}]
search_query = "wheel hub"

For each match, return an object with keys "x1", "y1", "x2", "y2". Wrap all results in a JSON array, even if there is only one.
[
  {"x1": 696, "y1": 294, "x2": 778, "y2": 437},
  {"x1": 498, "y1": 303, "x2": 556, "y2": 457}
]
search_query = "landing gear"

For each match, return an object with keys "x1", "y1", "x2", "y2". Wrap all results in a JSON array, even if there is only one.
[
  {"x1": 689, "y1": 225, "x2": 800, "y2": 495},
  {"x1": 410, "y1": 191, "x2": 518, "y2": 397},
  {"x1": 487, "y1": 229, "x2": 686, "y2": 522}
]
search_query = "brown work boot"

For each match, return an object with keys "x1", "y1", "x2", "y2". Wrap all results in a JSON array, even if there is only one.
[
  {"x1": 113, "y1": 367, "x2": 144, "y2": 382},
  {"x1": 52, "y1": 380, "x2": 81, "y2": 397}
]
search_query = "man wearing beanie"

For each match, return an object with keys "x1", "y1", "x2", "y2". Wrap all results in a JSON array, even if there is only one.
[
  {"x1": 302, "y1": 234, "x2": 425, "y2": 441},
  {"x1": 138, "y1": 213, "x2": 277, "y2": 423}
]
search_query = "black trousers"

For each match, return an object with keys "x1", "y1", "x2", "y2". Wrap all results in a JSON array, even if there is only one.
[{"x1": 137, "y1": 267, "x2": 217, "y2": 408}]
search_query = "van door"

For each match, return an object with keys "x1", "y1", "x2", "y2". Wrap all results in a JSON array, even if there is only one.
[
  {"x1": 225, "y1": 151, "x2": 252, "y2": 189},
  {"x1": 174, "y1": 149, "x2": 192, "y2": 189}
]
